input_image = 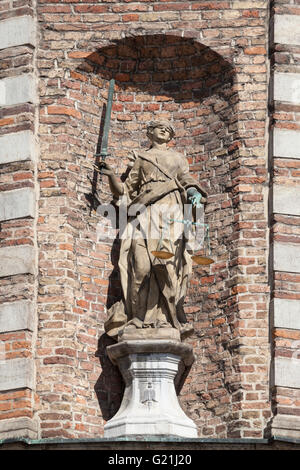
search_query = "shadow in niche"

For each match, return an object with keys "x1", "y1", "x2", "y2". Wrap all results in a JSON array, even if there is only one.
[
  {"x1": 94, "y1": 332, "x2": 124, "y2": 422},
  {"x1": 79, "y1": 34, "x2": 239, "y2": 421}
]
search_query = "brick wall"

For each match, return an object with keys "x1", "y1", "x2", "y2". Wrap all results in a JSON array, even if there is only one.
[
  {"x1": 270, "y1": 0, "x2": 300, "y2": 439},
  {"x1": 32, "y1": 0, "x2": 271, "y2": 439}
]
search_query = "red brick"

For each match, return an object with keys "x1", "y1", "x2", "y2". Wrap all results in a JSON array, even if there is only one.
[
  {"x1": 244, "y1": 47, "x2": 266, "y2": 55},
  {"x1": 47, "y1": 106, "x2": 82, "y2": 120},
  {"x1": 122, "y1": 14, "x2": 139, "y2": 22},
  {"x1": 76, "y1": 300, "x2": 89, "y2": 309},
  {"x1": 0, "y1": 117, "x2": 14, "y2": 126}
]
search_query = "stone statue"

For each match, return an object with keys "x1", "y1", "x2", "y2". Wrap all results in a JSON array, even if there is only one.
[{"x1": 99, "y1": 120, "x2": 207, "y2": 341}]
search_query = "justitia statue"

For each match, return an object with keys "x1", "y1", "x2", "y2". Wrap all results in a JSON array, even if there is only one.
[{"x1": 100, "y1": 120, "x2": 207, "y2": 341}]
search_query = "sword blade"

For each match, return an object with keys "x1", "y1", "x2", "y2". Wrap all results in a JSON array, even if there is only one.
[{"x1": 99, "y1": 78, "x2": 115, "y2": 159}]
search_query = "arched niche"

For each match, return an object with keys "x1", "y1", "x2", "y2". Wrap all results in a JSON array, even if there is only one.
[{"x1": 69, "y1": 34, "x2": 241, "y2": 435}]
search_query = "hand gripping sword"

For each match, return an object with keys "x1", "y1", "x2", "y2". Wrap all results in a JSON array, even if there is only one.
[{"x1": 94, "y1": 78, "x2": 115, "y2": 180}]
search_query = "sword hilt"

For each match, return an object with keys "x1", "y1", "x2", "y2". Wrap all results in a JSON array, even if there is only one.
[
  {"x1": 95, "y1": 153, "x2": 109, "y2": 159},
  {"x1": 93, "y1": 153, "x2": 111, "y2": 179}
]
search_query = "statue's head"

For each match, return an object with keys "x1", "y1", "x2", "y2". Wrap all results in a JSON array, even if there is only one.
[{"x1": 146, "y1": 120, "x2": 175, "y2": 144}]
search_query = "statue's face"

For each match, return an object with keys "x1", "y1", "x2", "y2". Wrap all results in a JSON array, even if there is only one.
[{"x1": 150, "y1": 125, "x2": 172, "y2": 143}]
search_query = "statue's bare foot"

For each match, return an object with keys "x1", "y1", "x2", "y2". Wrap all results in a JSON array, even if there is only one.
[
  {"x1": 125, "y1": 323, "x2": 138, "y2": 330},
  {"x1": 156, "y1": 321, "x2": 170, "y2": 329},
  {"x1": 142, "y1": 323, "x2": 155, "y2": 329},
  {"x1": 180, "y1": 323, "x2": 194, "y2": 340}
]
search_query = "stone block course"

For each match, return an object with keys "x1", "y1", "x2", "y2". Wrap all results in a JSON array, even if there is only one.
[
  {"x1": 274, "y1": 357, "x2": 300, "y2": 388},
  {"x1": 270, "y1": 3, "x2": 300, "y2": 437},
  {"x1": 0, "y1": 187, "x2": 35, "y2": 222},
  {"x1": 0, "y1": 300, "x2": 34, "y2": 333},
  {"x1": 274, "y1": 72, "x2": 300, "y2": 104},
  {"x1": 272, "y1": 415, "x2": 300, "y2": 440},
  {"x1": 0, "y1": 16, "x2": 36, "y2": 51},
  {"x1": 274, "y1": 14, "x2": 300, "y2": 46},
  {"x1": 273, "y1": 128, "x2": 300, "y2": 160},
  {"x1": 0, "y1": 74, "x2": 36, "y2": 107},
  {"x1": 0, "y1": 130, "x2": 36, "y2": 164},
  {"x1": 0, "y1": 358, "x2": 34, "y2": 392},
  {"x1": 273, "y1": 185, "x2": 300, "y2": 216},
  {"x1": 274, "y1": 242, "x2": 300, "y2": 273},
  {"x1": 0, "y1": 245, "x2": 35, "y2": 278},
  {"x1": 273, "y1": 298, "x2": 300, "y2": 330},
  {"x1": 0, "y1": 0, "x2": 37, "y2": 442},
  {"x1": 0, "y1": 417, "x2": 38, "y2": 439}
]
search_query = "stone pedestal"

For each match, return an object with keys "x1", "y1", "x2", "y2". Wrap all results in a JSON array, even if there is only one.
[{"x1": 103, "y1": 339, "x2": 198, "y2": 438}]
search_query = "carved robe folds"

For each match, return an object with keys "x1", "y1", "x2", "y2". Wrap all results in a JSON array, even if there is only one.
[{"x1": 104, "y1": 149, "x2": 207, "y2": 340}]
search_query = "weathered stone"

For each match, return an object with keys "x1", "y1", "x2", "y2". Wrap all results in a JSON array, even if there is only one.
[
  {"x1": 0, "y1": 188, "x2": 35, "y2": 222},
  {"x1": 0, "y1": 16, "x2": 36, "y2": 50},
  {"x1": 118, "y1": 327, "x2": 181, "y2": 342},
  {"x1": 273, "y1": 298, "x2": 300, "y2": 330},
  {"x1": 274, "y1": 73, "x2": 300, "y2": 104},
  {"x1": 0, "y1": 358, "x2": 34, "y2": 391},
  {"x1": 0, "y1": 417, "x2": 38, "y2": 440},
  {"x1": 273, "y1": 128, "x2": 300, "y2": 160},
  {"x1": 274, "y1": 357, "x2": 300, "y2": 388},
  {"x1": 0, "y1": 300, "x2": 34, "y2": 333},
  {"x1": 104, "y1": 340, "x2": 197, "y2": 438},
  {"x1": 0, "y1": 74, "x2": 36, "y2": 106},
  {"x1": 274, "y1": 242, "x2": 300, "y2": 273},
  {"x1": 0, "y1": 131, "x2": 36, "y2": 164},
  {"x1": 273, "y1": 185, "x2": 300, "y2": 216},
  {"x1": 0, "y1": 245, "x2": 35, "y2": 278},
  {"x1": 274, "y1": 15, "x2": 300, "y2": 46},
  {"x1": 271, "y1": 415, "x2": 300, "y2": 440}
]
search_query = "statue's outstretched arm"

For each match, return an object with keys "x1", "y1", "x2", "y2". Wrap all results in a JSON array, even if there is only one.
[{"x1": 97, "y1": 161, "x2": 124, "y2": 197}]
